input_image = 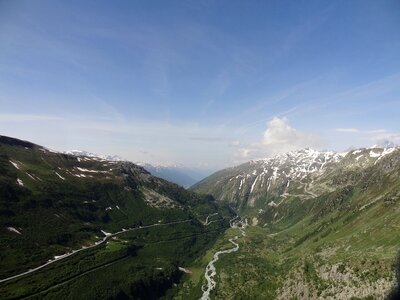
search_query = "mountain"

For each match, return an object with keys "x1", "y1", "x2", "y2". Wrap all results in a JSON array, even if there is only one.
[
  {"x1": 3, "y1": 135, "x2": 400, "y2": 299},
  {"x1": 138, "y1": 163, "x2": 208, "y2": 188},
  {"x1": 64, "y1": 151, "x2": 207, "y2": 188},
  {"x1": 371, "y1": 139, "x2": 398, "y2": 149},
  {"x1": 64, "y1": 150, "x2": 124, "y2": 162},
  {"x1": 0, "y1": 135, "x2": 233, "y2": 299},
  {"x1": 192, "y1": 147, "x2": 397, "y2": 210},
  {"x1": 191, "y1": 146, "x2": 400, "y2": 298}
]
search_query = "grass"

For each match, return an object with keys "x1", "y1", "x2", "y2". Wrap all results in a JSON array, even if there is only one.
[{"x1": 184, "y1": 165, "x2": 400, "y2": 299}]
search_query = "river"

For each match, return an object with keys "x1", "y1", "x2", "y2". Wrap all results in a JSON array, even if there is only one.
[{"x1": 200, "y1": 217, "x2": 246, "y2": 300}]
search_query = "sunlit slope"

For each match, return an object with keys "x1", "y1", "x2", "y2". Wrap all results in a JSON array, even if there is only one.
[
  {"x1": 192, "y1": 147, "x2": 399, "y2": 215},
  {"x1": 191, "y1": 146, "x2": 400, "y2": 298}
]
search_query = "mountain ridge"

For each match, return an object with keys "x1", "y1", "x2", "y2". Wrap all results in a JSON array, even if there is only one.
[
  {"x1": 190, "y1": 144, "x2": 400, "y2": 299},
  {"x1": 192, "y1": 146, "x2": 399, "y2": 209},
  {"x1": 61, "y1": 150, "x2": 208, "y2": 188}
]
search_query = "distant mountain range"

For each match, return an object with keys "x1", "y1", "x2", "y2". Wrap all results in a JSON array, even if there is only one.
[
  {"x1": 63, "y1": 151, "x2": 209, "y2": 188},
  {"x1": 63, "y1": 150, "x2": 124, "y2": 162},
  {"x1": 137, "y1": 163, "x2": 209, "y2": 188}
]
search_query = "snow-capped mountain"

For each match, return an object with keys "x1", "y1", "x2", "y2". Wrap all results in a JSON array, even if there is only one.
[
  {"x1": 64, "y1": 150, "x2": 124, "y2": 162},
  {"x1": 256, "y1": 148, "x2": 345, "y2": 180},
  {"x1": 370, "y1": 139, "x2": 398, "y2": 149},
  {"x1": 192, "y1": 146, "x2": 400, "y2": 208}
]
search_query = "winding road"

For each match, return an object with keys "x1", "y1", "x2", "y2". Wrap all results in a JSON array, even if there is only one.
[
  {"x1": 200, "y1": 216, "x2": 246, "y2": 300},
  {"x1": 0, "y1": 219, "x2": 192, "y2": 284},
  {"x1": 204, "y1": 213, "x2": 219, "y2": 225}
]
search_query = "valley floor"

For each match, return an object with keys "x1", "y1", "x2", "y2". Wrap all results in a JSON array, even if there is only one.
[
  {"x1": 1, "y1": 211, "x2": 398, "y2": 299},
  {"x1": 176, "y1": 215, "x2": 398, "y2": 300}
]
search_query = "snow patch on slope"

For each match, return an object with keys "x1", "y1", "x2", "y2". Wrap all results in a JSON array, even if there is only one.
[
  {"x1": 9, "y1": 160, "x2": 20, "y2": 169},
  {"x1": 6, "y1": 227, "x2": 22, "y2": 235},
  {"x1": 55, "y1": 172, "x2": 65, "y2": 180}
]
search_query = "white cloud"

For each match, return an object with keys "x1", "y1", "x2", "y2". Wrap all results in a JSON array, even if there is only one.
[
  {"x1": 229, "y1": 140, "x2": 241, "y2": 146},
  {"x1": 0, "y1": 114, "x2": 64, "y2": 122},
  {"x1": 367, "y1": 129, "x2": 387, "y2": 134},
  {"x1": 236, "y1": 148, "x2": 251, "y2": 158},
  {"x1": 370, "y1": 132, "x2": 400, "y2": 146},
  {"x1": 334, "y1": 127, "x2": 400, "y2": 148},
  {"x1": 235, "y1": 117, "x2": 322, "y2": 161},
  {"x1": 263, "y1": 117, "x2": 321, "y2": 148},
  {"x1": 335, "y1": 128, "x2": 360, "y2": 133}
]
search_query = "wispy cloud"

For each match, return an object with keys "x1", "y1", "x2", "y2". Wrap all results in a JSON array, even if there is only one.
[
  {"x1": 0, "y1": 112, "x2": 238, "y2": 169},
  {"x1": 1, "y1": 1, "x2": 399, "y2": 170},
  {"x1": 0, "y1": 114, "x2": 64, "y2": 122},
  {"x1": 335, "y1": 128, "x2": 360, "y2": 133},
  {"x1": 223, "y1": 76, "x2": 322, "y2": 128},
  {"x1": 368, "y1": 131, "x2": 400, "y2": 145},
  {"x1": 285, "y1": 72, "x2": 400, "y2": 119},
  {"x1": 333, "y1": 127, "x2": 400, "y2": 147}
]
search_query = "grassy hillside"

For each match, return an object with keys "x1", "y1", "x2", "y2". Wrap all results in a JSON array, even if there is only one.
[
  {"x1": 0, "y1": 135, "x2": 233, "y2": 299},
  {"x1": 190, "y1": 148, "x2": 400, "y2": 299}
]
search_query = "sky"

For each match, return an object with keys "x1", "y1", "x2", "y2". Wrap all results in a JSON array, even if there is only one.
[{"x1": 1, "y1": 0, "x2": 400, "y2": 171}]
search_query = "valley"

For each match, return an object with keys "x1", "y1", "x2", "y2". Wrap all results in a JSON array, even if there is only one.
[
  {"x1": 1, "y1": 135, "x2": 399, "y2": 299},
  {"x1": 2, "y1": 1, "x2": 399, "y2": 298},
  {"x1": 200, "y1": 216, "x2": 247, "y2": 300},
  {"x1": 190, "y1": 146, "x2": 400, "y2": 299}
]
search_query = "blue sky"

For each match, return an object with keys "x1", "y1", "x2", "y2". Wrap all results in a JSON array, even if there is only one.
[{"x1": 1, "y1": 0, "x2": 399, "y2": 171}]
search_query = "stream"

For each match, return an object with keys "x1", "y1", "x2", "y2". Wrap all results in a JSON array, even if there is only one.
[{"x1": 200, "y1": 217, "x2": 246, "y2": 300}]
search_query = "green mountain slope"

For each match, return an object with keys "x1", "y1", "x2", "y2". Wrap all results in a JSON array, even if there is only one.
[
  {"x1": 191, "y1": 147, "x2": 400, "y2": 299},
  {"x1": 0, "y1": 135, "x2": 233, "y2": 299}
]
